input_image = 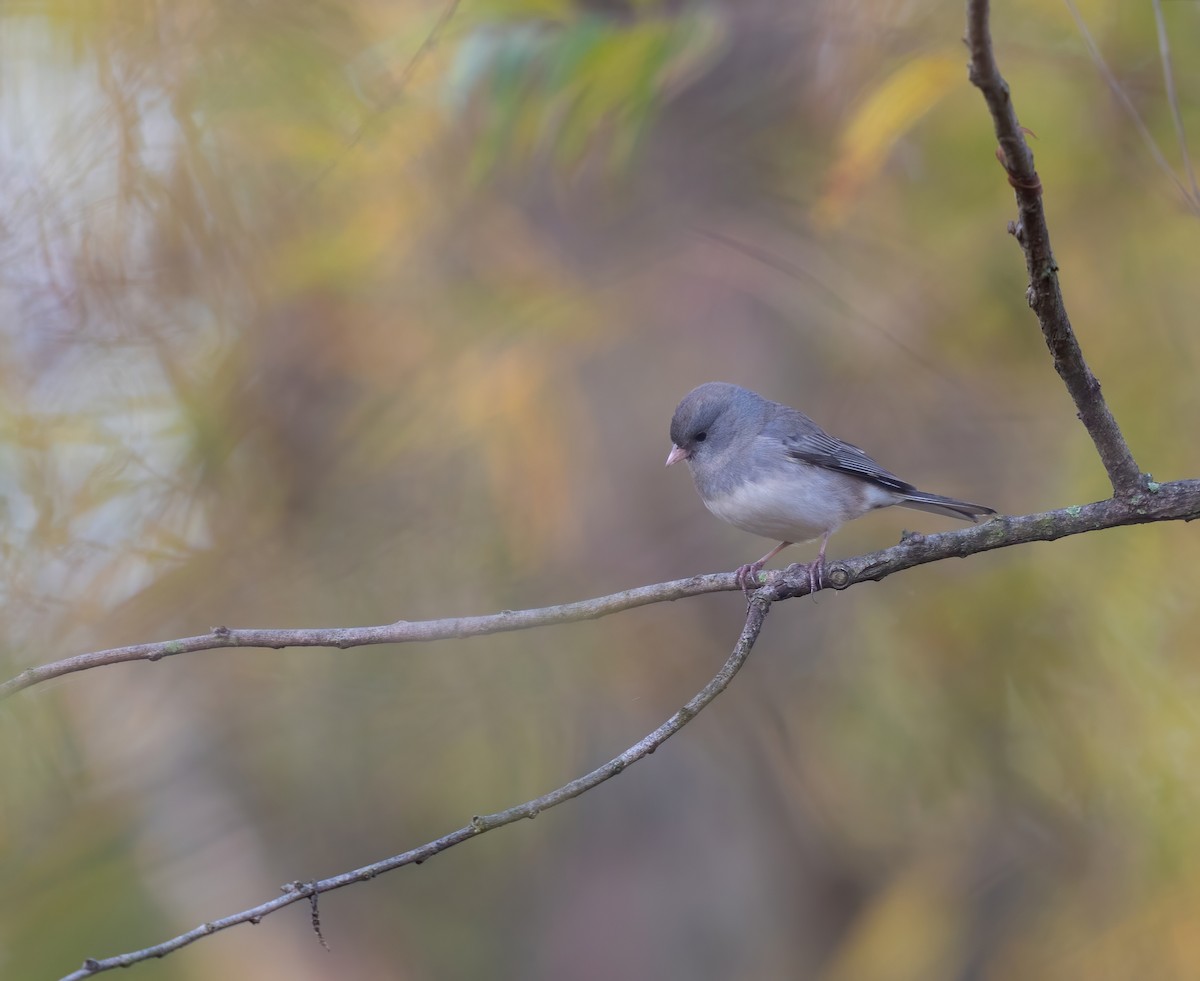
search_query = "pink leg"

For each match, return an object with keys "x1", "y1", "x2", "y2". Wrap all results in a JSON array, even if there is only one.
[
  {"x1": 784, "y1": 530, "x2": 831, "y2": 595},
  {"x1": 735, "y1": 541, "x2": 792, "y2": 596}
]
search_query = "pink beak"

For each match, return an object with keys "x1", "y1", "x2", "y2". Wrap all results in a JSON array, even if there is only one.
[{"x1": 665, "y1": 444, "x2": 689, "y2": 467}]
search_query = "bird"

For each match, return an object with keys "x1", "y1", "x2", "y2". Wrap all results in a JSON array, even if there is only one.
[{"x1": 666, "y1": 382, "x2": 995, "y2": 594}]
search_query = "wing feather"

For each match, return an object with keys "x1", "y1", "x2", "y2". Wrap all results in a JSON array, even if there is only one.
[{"x1": 766, "y1": 406, "x2": 916, "y2": 494}]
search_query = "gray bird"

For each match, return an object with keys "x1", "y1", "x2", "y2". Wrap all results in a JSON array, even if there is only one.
[{"x1": 666, "y1": 382, "x2": 995, "y2": 593}]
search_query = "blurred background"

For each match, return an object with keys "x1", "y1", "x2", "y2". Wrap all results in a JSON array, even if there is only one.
[{"x1": 2, "y1": 0, "x2": 1200, "y2": 978}]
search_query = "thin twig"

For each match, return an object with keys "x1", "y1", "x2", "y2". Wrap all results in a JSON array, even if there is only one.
[
  {"x1": 1062, "y1": 0, "x2": 1199, "y2": 214},
  {"x1": 1151, "y1": 0, "x2": 1200, "y2": 204},
  {"x1": 58, "y1": 594, "x2": 774, "y2": 981},
  {"x1": 8, "y1": 479, "x2": 1200, "y2": 702},
  {"x1": 0, "y1": 575, "x2": 726, "y2": 700},
  {"x1": 695, "y1": 227, "x2": 964, "y2": 387},
  {"x1": 965, "y1": 0, "x2": 1145, "y2": 498}
]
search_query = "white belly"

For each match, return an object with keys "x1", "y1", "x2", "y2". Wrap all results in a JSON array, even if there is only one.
[{"x1": 703, "y1": 467, "x2": 896, "y2": 543}]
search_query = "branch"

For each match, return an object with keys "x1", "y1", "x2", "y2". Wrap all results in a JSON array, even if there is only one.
[
  {"x1": 805, "y1": 479, "x2": 1198, "y2": 596},
  {"x1": 0, "y1": 575, "x2": 726, "y2": 700},
  {"x1": 8, "y1": 480, "x2": 1200, "y2": 702},
  {"x1": 30, "y1": 6, "x2": 1193, "y2": 980},
  {"x1": 58, "y1": 593, "x2": 774, "y2": 980},
  {"x1": 52, "y1": 480, "x2": 1200, "y2": 977},
  {"x1": 965, "y1": 0, "x2": 1144, "y2": 498}
]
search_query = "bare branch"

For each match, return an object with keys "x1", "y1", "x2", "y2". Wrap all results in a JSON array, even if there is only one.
[
  {"x1": 58, "y1": 594, "x2": 774, "y2": 981},
  {"x1": 0, "y1": 575, "x2": 726, "y2": 700},
  {"x1": 965, "y1": 0, "x2": 1145, "y2": 498},
  {"x1": 51, "y1": 478, "x2": 1200, "y2": 977},
  {"x1": 21, "y1": 6, "x2": 1196, "y2": 981},
  {"x1": 797, "y1": 479, "x2": 1199, "y2": 597},
  {"x1": 8, "y1": 480, "x2": 1200, "y2": 702}
]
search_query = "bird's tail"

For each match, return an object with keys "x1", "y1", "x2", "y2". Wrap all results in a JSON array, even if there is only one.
[{"x1": 897, "y1": 490, "x2": 995, "y2": 523}]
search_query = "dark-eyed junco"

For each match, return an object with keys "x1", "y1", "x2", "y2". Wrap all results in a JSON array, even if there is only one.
[{"x1": 666, "y1": 382, "x2": 995, "y2": 593}]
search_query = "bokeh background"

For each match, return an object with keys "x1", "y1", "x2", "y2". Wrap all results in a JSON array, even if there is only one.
[{"x1": 3, "y1": 0, "x2": 1200, "y2": 978}]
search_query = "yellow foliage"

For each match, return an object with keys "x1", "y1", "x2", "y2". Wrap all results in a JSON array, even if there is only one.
[{"x1": 814, "y1": 54, "x2": 964, "y2": 230}]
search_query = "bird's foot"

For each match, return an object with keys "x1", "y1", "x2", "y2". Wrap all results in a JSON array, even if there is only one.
[
  {"x1": 734, "y1": 560, "x2": 767, "y2": 598},
  {"x1": 784, "y1": 559, "x2": 824, "y2": 596}
]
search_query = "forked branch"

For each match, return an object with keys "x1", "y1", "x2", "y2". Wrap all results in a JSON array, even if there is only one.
[
  {"x1": 27, "y1": 5, "x2": 1200, "y2": 979},
  {"x1": 58, "y1": 594, "x2": 774, "y2": 980}
]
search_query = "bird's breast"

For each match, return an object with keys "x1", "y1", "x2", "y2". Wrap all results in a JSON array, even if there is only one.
[{"x1": 701, "y1": 465, "x2": 891, "y2": 543}]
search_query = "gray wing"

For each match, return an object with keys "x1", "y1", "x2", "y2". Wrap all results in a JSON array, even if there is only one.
[{"x1": 764, "y1": 405, "x2": 917, "y2": 494}]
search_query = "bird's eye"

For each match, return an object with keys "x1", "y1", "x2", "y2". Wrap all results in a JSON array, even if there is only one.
[{"x1": 695, "y1": 432, "x2": 707, "y2": 442}]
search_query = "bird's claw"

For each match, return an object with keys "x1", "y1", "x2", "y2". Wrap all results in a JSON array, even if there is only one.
[
  {"x1": 784, "y1": 560, "x2": 824, "y2": 596},
  {"x1": 734, "y1": 561, "x2": 766, "y2": 598}
]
